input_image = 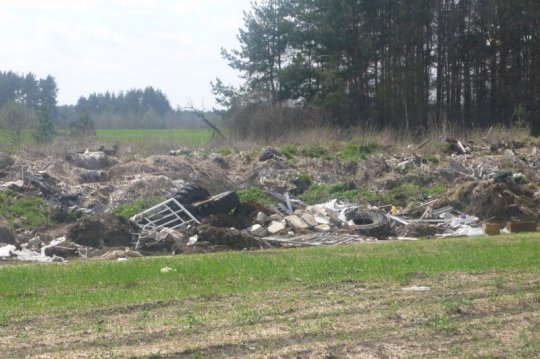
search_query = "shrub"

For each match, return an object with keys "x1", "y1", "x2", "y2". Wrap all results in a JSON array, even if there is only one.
[{"x1": 236, "y1": 187, "x2": 273, "y2": 207}]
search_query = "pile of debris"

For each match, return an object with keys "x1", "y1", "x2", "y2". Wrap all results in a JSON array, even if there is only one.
[{"x1": 2, "y1": 139, "x2": 540, "y2": 264}]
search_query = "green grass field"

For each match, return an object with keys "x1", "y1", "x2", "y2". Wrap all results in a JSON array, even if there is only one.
[
  {"x1": 1, "y1": 235, "x2": 539, "y2": 358},
  {"x1": 96, "y1": 128, "x2": 213, "y2": 146},
  {"x1": 2, "y1": 235, "x2": 539, "y2": 320}
]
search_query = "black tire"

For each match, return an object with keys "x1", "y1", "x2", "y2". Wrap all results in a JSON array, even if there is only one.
[
  {"x1": 173, "y1": 184, "x2": 211, "y2": 205},
  {"x1": 197, "y1": 191, "x2": 240, "y2": 217},
  {"x1": 346, "y1": 209, "x2": 395, "y2": 239}
]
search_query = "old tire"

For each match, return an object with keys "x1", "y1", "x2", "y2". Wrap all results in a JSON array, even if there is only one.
[
  {"x1": 346, "y1": 209, "x2": 395, "y2": 239},
  {"x1": 174, "y1": 184, "x2": 210, "y2": 205},
  {"x1": 197, "y1": 191, "x2": 240, "y2": 217}
]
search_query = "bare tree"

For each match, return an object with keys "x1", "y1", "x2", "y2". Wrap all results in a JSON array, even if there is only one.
[{"x1": 185, "y1": 101, "x2": 226, "y2": 140}]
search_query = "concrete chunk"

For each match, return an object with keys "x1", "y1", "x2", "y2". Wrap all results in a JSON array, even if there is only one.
[
  {"x1": 256, "y1": 212, "x2": 270, "y2": 225},
  {"x1": 314, "y1": 224, "x2": 332, "y2": 232},
  {"x1": 284, "y1": 215, "x2": 309, "y2": 230},
  {"x1": 247, "y1": 224, "x2": 268, "y2": 237},
  {"x1": 267, "y1": 221, "x2": 286, "y2": 235},
  {"x1": 301, "y1": 213, "x2": 318, "y2": 228}
]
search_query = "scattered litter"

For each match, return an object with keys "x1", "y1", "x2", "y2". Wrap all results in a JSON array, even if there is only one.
[
  {"x1": 160, "y1": 267, "x2": 175, "y2": 273},
  {"x1": 402, "y1": 285, "x2": 431, "y2": 292}
]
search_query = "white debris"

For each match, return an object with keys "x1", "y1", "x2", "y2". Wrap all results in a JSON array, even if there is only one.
[
  {"x1": 188, "y1": 235, "x2": 198, "y2": 246},
  {"x1": 284, "y1": 215, "x2": 309, "y2": 230},
  {"x1": 246, "y1": 224, "x2": 268, "y2": 237},
  {"x1": 314, "y1": 224, "x2": 332, "y2": 233},
  {"x1": 402, "y1": 285, "x2": 431, "y2": 292},
  {"x1": 256, "y1": 212, "x2": 270, "y2": 225},
  {"x1": 161, "y1": 267, "x2": 175, "y2": 273},
  {"x1": 267, "y1": 221, "x2": 286, "y2": 235},
  {"x1": 0, "y1": 245, "x2": 16, "y2": 257},
  {"x1": 301, "y1": 213, "x2": 318, "y2": 228}
]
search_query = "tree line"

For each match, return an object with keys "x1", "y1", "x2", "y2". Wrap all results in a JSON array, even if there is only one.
[
  {"x1": 65, "y1": 88, "x2": 221, "y2": 129},
  {"x1": 0, "y1": 71, "x2": 58, "y2": 144},
  {"x1": 0, "y1": 72, "x2": 222, "y2": 146},
  {"x1": 215, "y1": 0, "x2": 540, "y2": 134}
]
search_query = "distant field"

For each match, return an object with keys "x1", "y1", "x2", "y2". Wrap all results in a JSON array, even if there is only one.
[
  {"x1": 96, "y1": 128, "x2": 213, "y2": 146},
  {"x1": 1, "y1": 235, "x2": 539, "y2": 358}
]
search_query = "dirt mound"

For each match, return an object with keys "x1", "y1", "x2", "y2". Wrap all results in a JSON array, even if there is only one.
[
  {"x1": 396, "y1": 223, "x2": 444, "y2": 238},
  {"x1": 190, "y1": 225, "x2": 263, "y2": 250},
  {"x1": 449, "y1": 180, "x2": 538, "y2": 220},
  {"x1": 201, "y1": 214, "x2": 245, "y2": 230},
  {"x1": 67, "y1": 214, "x2": 136, "y2": 248},
  {"x1": 0, "y1": 224, "x2": 17, "y2": 245},
  {"x1": 66, "y1": 151, "x2": 119, "y2": 170},
  {"x1": 108, "y1": 155, "x2": 233, "y2": 195}
]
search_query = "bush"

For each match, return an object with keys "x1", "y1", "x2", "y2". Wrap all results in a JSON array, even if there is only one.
[
  {"x1": 225, "y1": 104, "x2": 325, "y2": 141},
  {"x1": 69, "y1": 113, "x2": 96, "y2": 137}
]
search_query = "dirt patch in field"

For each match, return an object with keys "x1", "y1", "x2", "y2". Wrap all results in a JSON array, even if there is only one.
[{"x1": 0, "y1": 271, "x2": 538, "y2": 358}]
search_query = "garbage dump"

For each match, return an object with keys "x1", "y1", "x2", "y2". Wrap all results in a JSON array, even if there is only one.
[{"x1": 2, "y1": 138, "x2": 540, "y2": 264}]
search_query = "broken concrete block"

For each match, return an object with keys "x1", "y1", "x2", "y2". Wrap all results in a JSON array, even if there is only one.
[
  {"x1": 270, "y1": 214, "x2": 283, "y2": 222},
  {"x1": 301, "y1": 213, "x2": 318, "y2": 228},
  {"x1": 314, "y1": 224, "x2": 332, "y2": 232},
  {"x1": 256, "y1": 212, "x2": 270, "y2": 225},
  {"x1": 247, "y1": 224, "x2": 268, "y2": 237},
  {"x1": 285, "y1": 215, "x2": 309, "y2": 230},
  {"x1": 267, "y1": 221, "x2": 286, "y2": 235}
]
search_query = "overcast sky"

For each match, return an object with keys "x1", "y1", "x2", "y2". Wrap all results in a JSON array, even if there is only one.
[{"x1": 0, "y1": 0, "x2": 252, "y2": 108}]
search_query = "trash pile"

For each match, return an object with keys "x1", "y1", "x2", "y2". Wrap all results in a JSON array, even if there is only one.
[{"x1": 1, "y1": 138, "x2": 540, "y2": 264}]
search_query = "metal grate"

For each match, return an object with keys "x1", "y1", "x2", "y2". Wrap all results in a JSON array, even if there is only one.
[{"x1": 130, "y1": 198, "x2": 200, "y2": 233}]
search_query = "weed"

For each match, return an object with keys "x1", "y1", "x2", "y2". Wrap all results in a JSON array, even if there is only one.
[
  {"x1": 236, "y1": 309, "x2": 263, "y2": 325},
  {"x1": 494, "y1": 276, "x2": 506, "y2": 290},
  {"x1": 281, "y1": 145, "x2": 298, "y2": 159},
  {"x1": 0, "y1": 190, "x2": 48, "y2": 228},
  {"x1": 290, "y1": 172, "x2": 312, "y2": 194},
  {"x1": 218, "y1": 147, "x2": 234, "y2": 156},
  {"x1": 300, "y1": 183, "x2": 381, "y2": 205},
  {"x1": 444, "y1": 297, "x2": 474, "y2": 315},
  {"x1": 181, "y1": 313, "x2": 203, "y2": 327},
  {"x1": 236, "y1": 187, "x2": 273, "y2": 207},
  {"x1": 299, "y1": 144, "x2": 333, "y2": 160},
  {"x1": 424, "y1": 153, "x2": 441, "y2": 164},
  {"x1": 340, "y1": 142, "x2": 378, "y2": 162},
  {"x1": 387, "y1": 182, "x2": 447, "y2": 205},
  {"x1": 112, "y1": 196, "x2": 165, "y2": 219},
  {"x1": 426, "y1": 314, "x2": 458, "y2": 336}
]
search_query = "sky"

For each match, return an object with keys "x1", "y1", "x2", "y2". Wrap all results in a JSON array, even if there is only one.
[{"x1": 0, "y1": 0, "x2": 252, "y2": 109}]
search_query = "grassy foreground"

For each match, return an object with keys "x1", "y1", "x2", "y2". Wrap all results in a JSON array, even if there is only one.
[{"x1": 1, "y1": 235, "x2": 539, "y2": 358}]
